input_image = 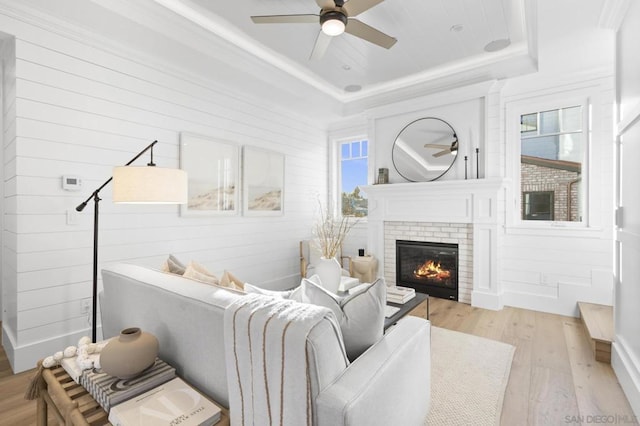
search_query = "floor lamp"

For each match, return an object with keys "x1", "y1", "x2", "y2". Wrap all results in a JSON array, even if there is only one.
[{"x1": 76, "y1": 140, "x2": 187, "y2": 342}]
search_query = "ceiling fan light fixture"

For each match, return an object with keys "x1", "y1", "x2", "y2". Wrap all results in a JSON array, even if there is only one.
[{"x1": 320, "y1": 11, "x2": 347, "y2": 36}]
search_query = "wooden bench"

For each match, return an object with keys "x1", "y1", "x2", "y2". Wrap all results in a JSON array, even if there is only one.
[
  {"x1": 36, "y1": 360, "x2": 229, "y2": 425},
  {"x1": 37, "y1": 361, "x2": 110, "y2": 426},
  {"x1": 578, "y1": 302, "x2": 614, "y2": 363}
]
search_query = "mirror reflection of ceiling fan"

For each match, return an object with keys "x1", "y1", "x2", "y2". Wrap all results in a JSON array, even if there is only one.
[
  {"x1": 425, "y1": 134, "x2": 458, "y2": 158},
  {"x1": 250, "y1": 0, "x2": 397, "y2": 60}
]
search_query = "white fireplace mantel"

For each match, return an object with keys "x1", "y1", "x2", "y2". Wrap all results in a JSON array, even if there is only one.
[{"x1": 361, "y1": 178, "x2": 507, "y2": 310}]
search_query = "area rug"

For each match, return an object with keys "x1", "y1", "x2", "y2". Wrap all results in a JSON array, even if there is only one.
[{"x1": 425, "y1": 327, "x2": 515, "y2": 425}]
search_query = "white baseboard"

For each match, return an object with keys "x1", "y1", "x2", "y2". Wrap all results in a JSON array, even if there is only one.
[
  {"x1": 612, "y1": 336, "x2": 640, "y2": 418},
  {"x1": 471, "y1": 290, "x2": 503, "y2": 311},
  {"x1": 2, "y1": 324, "x2": 17, "y2": 372},
  {"x1": 2, "y1": 325, "x2": 101, "y2": 374}
]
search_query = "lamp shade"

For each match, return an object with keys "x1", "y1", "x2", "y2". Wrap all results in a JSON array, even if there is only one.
[{"x1": 113, "y1": 166, "x2": 188, "y2": 204}]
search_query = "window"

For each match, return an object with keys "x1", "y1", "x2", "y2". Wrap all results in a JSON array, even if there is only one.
[
  {"x1": 340, "y1": 139, "x2": 368, "y2": 217},
  {"x1": 520, "y1": 105, "x2": 584, "y2": 222},
  {"x1": 523, "y1": 191, "x2": 554, "y2": 220}
]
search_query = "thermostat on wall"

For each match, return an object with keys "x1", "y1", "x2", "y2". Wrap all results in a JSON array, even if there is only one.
[{"x1": 62, "y1": 175, "x2": 82, "y2": 191}]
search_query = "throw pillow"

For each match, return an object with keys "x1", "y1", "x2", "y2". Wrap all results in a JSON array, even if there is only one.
[
  {"x1": 161, "y1": 254, "x2": 187, "y2": 275},
  {"x1": 219, "y1": 270, "x2": 245, "y2": 291},
  {"x1": 300, "y1": 276, "x2": 386, "y2": 360},
  {"x1": 244, "y1": 283, "x2": 302, "y2": 302},
  {"x1": 183, "y1": 261, "x2": 219, "y2": 285}
]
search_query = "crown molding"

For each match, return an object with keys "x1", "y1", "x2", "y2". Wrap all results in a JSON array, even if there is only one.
[
  {"x1": 0, "y1": 0, "x2": 337, "y2": 126},
  {"x1": 0, "y1": 0, "x2": 539, "y2": 120},
  {"x1": 598, "y1": 0, "x2": 632, "y2": 30},
  {"x1": 149, "y1": 0, "x2": 537, "y2": 106},
  {"x1": 150, "y1": 0, "x2": 344, "y2": 100}
]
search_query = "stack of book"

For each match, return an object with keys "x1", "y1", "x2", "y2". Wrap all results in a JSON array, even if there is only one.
[
  {"x1": 386, "y1": 286, "x2": 416, "y2": 304},
  {"x1": 80, "y1": 358, "x2": 176, "y2": 412},
  {"x1": 108, "y1": 377, "x2": 222, "y2": 426}
]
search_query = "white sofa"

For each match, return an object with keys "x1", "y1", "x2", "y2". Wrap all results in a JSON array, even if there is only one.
[{"x1": 100, "y1": 263, "x2": 431, "y2": 425}]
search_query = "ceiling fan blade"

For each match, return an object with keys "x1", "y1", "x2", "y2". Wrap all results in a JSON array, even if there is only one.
[
  {"x1": 251, "y1": 14, "x2": 319, "y2": 24},
  {"x1": 316, "y1": 0, "x2": 336, "y2": 9},
  {"x1": 310, "y1": 30, "x2": 332, "y2": 60},
  {"x1": 424, "y1": 143, "x2": 450, "y2": 149},
  {"x1": 345, "y1": 19, "x2": 397, "y2": 49},
  {"x1": 433, "y1": 149, "x2": 451, "y2": 158},
  {"x1": 342, "y1": 0, "x2": 385, "y2": 17}
]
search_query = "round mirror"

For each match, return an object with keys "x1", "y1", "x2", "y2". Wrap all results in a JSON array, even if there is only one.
[{"x1": 392, "y1": 117, "x2": 458, "y2": 182}]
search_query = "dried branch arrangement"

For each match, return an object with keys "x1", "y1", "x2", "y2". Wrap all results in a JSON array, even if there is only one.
[{"x1": 313, "y1": 200, "x2": 357, "y2": 258}]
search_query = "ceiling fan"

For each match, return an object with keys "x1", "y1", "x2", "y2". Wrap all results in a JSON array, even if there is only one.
[
  {"x1": 250, "y1": 0, "x2": 397, "y2": 60},
  {"x1": 425, "y1": 135, "x2": 458, "y2": 158}
]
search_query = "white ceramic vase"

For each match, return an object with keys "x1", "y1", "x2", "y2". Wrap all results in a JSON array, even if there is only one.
[{"x1": 314, "y1": 257, "x2": 342, "y2": 294}]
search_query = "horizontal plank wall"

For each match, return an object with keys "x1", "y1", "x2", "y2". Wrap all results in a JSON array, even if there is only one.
[
  {"x1": 495, "y1": 0, "x2": 617, "y2": 317},
  {"x1": 1, "y1": 36, "x2": 17, "y2": 369},
  {"x1": 500, "y1": 75, "x2": 615, "y2": 317},
  {"x1": 0, "y1": 10, "x2": 327, "y2": 372}
]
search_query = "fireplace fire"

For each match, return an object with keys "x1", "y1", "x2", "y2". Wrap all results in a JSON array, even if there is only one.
[
  {"x1": 414, "y1": 260, "x2": 451, "y2": 281},
  {"x1": 396, "y1": 240, "x2": 458, "y2": 300}
]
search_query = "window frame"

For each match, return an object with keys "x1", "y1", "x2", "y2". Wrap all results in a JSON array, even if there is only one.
[
  {"x1": 329, "y1": 130, "x2": 371, "y2": 220},
  {"x1": 506, "y1": 93, "x2": 592, "y2": 229}
]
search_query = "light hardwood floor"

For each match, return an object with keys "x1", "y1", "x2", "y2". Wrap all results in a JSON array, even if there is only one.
[
  {"x1": 0, "y1": 300, "x2": 636, "y2": 425},
  {"x1": 409, "y1": 298, "x2": 636, "y2": 425}
]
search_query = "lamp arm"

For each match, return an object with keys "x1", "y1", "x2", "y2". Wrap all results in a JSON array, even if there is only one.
[
  {"x1": 74, "y1": 139, "x2": 159, "y2": 342},
  {"x1": 75, "y1": 140, "x2": 159, "y2": 211}
]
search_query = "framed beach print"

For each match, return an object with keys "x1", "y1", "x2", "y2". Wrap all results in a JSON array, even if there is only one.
[
  {"x1": 242, "y1": 147, "x2": 285, "y2": 216},
  {"x1": 180, "y1": 133, "x2": 240, "y2": 216}
]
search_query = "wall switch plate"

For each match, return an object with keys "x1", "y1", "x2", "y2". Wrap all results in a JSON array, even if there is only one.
[{"x1": 81, "y1": 298, "x2": 91, "y2": 314}]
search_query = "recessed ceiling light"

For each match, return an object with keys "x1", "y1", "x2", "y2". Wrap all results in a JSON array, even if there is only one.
[
  {"x1": 344, "y1": 84, "x2": 362, "y2": 93},
  {"x1": 450, "y1": 24, "x2": 464, "y2": 33},
  {"x1": 484, "y1": 38, "x2": 511, "y2": 52},
  {"x1": 342, "y1": 64, "x2": 351, "y2": 71}
]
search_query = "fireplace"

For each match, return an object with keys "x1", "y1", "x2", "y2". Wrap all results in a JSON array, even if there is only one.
[{"x1": 396, "y1": 240, "x2": 458, "y2": 301}]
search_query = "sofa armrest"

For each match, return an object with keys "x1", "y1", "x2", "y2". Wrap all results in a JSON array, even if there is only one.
[{"x1": 315, "y1": 316, "x2": 431, "y2": 426}]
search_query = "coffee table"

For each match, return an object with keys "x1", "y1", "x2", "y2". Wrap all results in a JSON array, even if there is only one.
[{"x1": 384, "y1": 292, "x2": 429, "y2": 331}]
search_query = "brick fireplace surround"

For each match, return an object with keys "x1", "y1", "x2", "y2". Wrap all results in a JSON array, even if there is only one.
[
  {"x1": 385, "y1": 222, "x2": 472, "y2": 303},
  {"x1": 362, "y1": 178, "x2": 506, "y2": 310}
]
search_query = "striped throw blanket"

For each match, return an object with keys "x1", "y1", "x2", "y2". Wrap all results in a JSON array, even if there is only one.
[{"x1": 224, "y1": 294, "x2": 337, "y2": 426}]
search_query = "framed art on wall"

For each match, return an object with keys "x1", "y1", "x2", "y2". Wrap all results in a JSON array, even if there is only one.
[
  {"x1": 180, "y1": 133, "x2": 240, "y2": 216},
  {"x1": 242, "y1": 146, "x2": 285, "y2": 216}
]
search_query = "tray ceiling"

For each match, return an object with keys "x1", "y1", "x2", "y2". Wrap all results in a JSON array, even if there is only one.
[
  {"x1": 153, "y1": 0, "x2": 535, "y2": 102},
  {"x1": 5, "y1": 0, "x2": 538, "y2": 117}
]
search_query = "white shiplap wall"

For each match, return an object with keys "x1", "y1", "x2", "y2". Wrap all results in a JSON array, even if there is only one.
[
  {"x1": 0, "y1": 13, "x2": 327, "y2": 372},
  {"x1": 2, "y1": 36, "x2": 16, "y2": 348},
  {"x1": 499, "y1": 74, "x2": 616, "y2": 317}
]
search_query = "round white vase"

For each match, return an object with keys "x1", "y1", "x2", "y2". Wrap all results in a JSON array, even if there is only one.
[{"x1": 314, "y1": 257, "x2": 342, "y2": 294}]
